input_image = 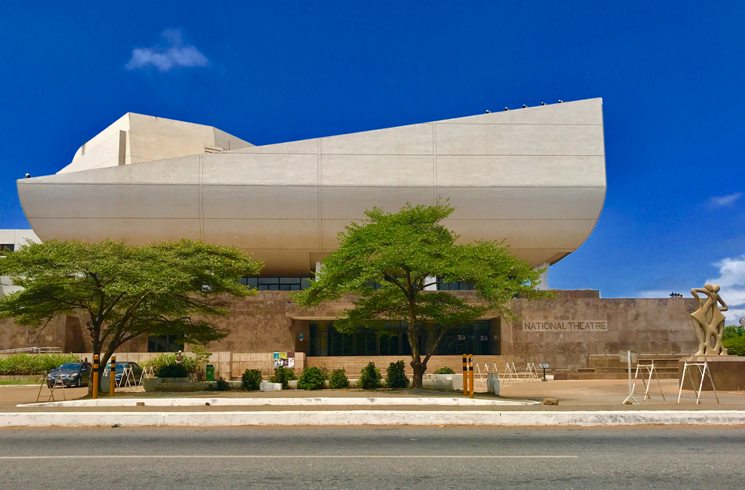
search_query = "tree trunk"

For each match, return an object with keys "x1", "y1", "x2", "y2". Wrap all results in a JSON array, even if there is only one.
[{"x1": 410, "y1": 359, "x2": 427, "y2": 389}]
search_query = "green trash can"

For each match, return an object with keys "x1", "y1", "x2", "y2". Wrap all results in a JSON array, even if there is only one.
[{"x1": 205, "y1": 364, "x2": 215, "y2": 381}]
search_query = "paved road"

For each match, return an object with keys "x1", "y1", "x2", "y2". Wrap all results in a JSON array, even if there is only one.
[{"x1": 1, "y1": 426, "x2": 744, "y2": 488}]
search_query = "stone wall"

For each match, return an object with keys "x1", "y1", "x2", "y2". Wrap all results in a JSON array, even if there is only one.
[
  {"x1": 0, "y1": 315, "x2": 70, "y2": 351},
  {"x1": 0, "y1": 292, "x2": 699, "y2": 372},
  {"x1": 505, "y1": 297, "x2": 699, "y2": 369}
]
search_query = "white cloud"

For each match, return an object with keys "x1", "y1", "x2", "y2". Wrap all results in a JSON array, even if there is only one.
[
  {"x1": 708, "y1": 192, "x2": 741, "y2": 207},
  {"x1": 126, "y1": 29, "x2": 208, "y2": 72},
  {"x1": 706, "y1": 255, "x2": 745, "y2": 322}
]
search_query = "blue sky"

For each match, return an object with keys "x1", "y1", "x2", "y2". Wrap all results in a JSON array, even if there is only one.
[{"x1": 1, "y1": 1, "x2": 744, "y2": 319}]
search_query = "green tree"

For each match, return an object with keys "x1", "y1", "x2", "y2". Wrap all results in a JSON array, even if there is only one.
[
  {"x1": 0, "y1": 240, "x2": 261, "y2": 390},
  {"x1": 294, "y1": 203, "x2": 546, "y2": 388}
]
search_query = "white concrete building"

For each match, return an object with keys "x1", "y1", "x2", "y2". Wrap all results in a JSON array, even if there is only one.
[
  {"x1": 15, "y1": 98, "x2": 606, "y2": 276},
  {"x1": 0, "y1": 229, "x2": 40, "y2": 297}
]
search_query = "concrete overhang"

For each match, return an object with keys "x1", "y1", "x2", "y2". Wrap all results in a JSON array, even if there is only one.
[{"x1": 18, "y1": 99, "x2": 606, "y2": 275}]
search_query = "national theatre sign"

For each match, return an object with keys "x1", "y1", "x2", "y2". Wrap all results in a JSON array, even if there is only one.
[{"x1": 522, "y1": 320, "x2": 608, "y2": 332}]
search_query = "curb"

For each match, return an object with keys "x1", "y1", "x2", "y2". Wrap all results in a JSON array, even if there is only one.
[
  {"x1": 2, "y1": 410, "x2": 745, "y2": 427},
  {"x1": 18, "y1": 397, "x2": 539, "y2": 408}
]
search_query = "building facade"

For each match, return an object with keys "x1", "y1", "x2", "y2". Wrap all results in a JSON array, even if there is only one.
[{"x1": 1, "y1": 99, "x2": 699, "y2": 373}]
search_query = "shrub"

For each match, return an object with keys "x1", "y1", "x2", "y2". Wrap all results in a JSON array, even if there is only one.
[
  {"x1": 209, "y1": 377, "x2": 231, "y2": 391},
  {"x1": 270, "y1": 366, "x2": 297, "y2": 389},
  {"x1": 0, "y1": 353, "x2": 79, "y2": 375},
  {"x1": 359, "y1": 362, "x2": 382, "y2": 390},
  {"x1": 156, "y1": 363, "x2": 189, "y2": 378},
  {"x1": 385, "y1": 360, "x2": 409, "y2": 388},
  {"x1": 142, "y1": 353, "x2": 197, "y2": 375},
  {"x1": 724, "y1": 335, "x2": 745, "y2": 356},
  {"x1": 434, "y1": 367, "x2": 455, "y2": 374},
  {"x1": 329, "y1": 368, "x2": 350, "y2": 389},
  {"x1": 298, "y1": 366, "x2": 326, "y2": 390},
  {"x1": 242, "y1": 369, "x2": 263, "y2": 391}
]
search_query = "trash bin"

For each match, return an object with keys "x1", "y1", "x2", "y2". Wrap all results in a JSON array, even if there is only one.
[{"x1": 205, "y1": 364, "x2": 215, "y2": 381}]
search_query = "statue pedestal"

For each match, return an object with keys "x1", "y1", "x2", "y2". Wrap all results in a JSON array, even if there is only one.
[{"x1": 678, "y1": 356, "x2": 745, "y2": 391}]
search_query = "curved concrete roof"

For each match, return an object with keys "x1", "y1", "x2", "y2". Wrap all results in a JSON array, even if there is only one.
[{"x1": 18, "y1": 99, "x2": 606, "y2": 275}]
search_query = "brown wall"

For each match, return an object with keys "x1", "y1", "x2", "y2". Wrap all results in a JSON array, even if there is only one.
[
  {"x1": 505, "y1": 297, "x2": 698, "y2": 369},
  {"x1": 0, "y1": 292, "x2": 698, "y2": 371}
]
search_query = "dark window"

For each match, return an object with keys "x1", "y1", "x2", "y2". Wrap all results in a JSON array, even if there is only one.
[
  {"x1": 147, "y1": 335, "x2": 184, "y2": 352},
  {"x1": 0, "y1": 244, "x2": 14, "y2": 254},
  {"x1": 307, "y1": 320, "x2": 494, "y2": 356},
  {"x1": 240, "y1": 277, "x2": 310, "y2": 291},
  {"x1": 437, "y1": 281, "x2": 474, "y2": 290}
]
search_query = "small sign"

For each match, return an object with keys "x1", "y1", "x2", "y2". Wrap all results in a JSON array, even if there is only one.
[{"x1": 522, "y1": 320, "x2": 608, "y2": 332}]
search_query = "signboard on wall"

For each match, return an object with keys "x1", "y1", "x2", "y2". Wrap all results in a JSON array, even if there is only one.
[
  {"x1": 273, "y1": 351, "x2": 295, "y2": 368},
  {"x1": 522, "y1": 320, "x2": 608, "y2": 332}
]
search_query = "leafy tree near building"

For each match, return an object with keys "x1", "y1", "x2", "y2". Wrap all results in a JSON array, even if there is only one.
[
  {"x1": 294, "y1": 202, "x2": 546, "y2": 388},
  {"x1": 0, "y1": 240, "x2": 261, "y2": 391}
]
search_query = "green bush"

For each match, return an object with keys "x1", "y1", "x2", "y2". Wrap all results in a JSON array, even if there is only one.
[
  {"x1": 385, "y1": 360, "x2": 409, "y2": 388},
  {"x1": 142, "y1": 353, "x2": 198, "y2": 375},
  {"x1": 329, "y1": 368, "x2": 350, "y2": 389},
  {"x1": 209, "y1": 377, "x2": 231, "y2": 391},
  {"x1": 724, "y1": 335, "x2": 745, "y2": 356},
  {"x1": 0, "y1": 353, "x2": 79, "y2": 375},
  {"x1": 242, "y1": 369, "x2": 263, "y2": 391},
  {"x1": 298, "y1": 366, "x2": 326, "y2": 390},
  {"x1": 156, "y1": 364, "x2": 189, "y2": 378},
  {"x1": 434, "y1": 367, "x2": 455, "y2": 374},
  {"x1": 270, "y1": 366, "x2": 297, "y2": 389},
  {"x1": 359, "y1": 362, "x2": 382, "y2": 390}
]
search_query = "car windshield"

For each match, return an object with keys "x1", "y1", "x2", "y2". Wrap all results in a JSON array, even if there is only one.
[{"x1": 58, "y1": 363, "x2": 81, "y2": 372}]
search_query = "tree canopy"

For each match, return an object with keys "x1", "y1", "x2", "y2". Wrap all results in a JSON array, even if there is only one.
[
  {"x1": 0, "y1": 240, "x2": 262, "y2": 383},
  {"x1": 294, "y1": 202, "x2": 546, "y2": 387}
]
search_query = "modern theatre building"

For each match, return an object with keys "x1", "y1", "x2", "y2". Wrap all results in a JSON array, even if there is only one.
[{"x1": 0, "y1": 99, "x2": 698, "y2": 376}]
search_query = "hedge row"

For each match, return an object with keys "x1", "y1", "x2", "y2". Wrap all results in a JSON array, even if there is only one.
[
  {"x1": 141, "y1": 353, "x2": 199, "y2": 374},
  {"x1": 0, "y1": 353, "x2": 80, "y2": 375},
  {"x1": 724, "y1": 335, "x2": 745, "y2": 356}
]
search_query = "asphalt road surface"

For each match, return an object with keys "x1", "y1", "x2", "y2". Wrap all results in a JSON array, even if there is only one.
[{"x1": 1, "y1": 426, "x2": 744, "y2": 488}]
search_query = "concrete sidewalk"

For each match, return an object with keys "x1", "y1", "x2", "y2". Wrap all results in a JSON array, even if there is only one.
[{"x1": 2, "y1": 379, "x2": 744, "y2": 427}]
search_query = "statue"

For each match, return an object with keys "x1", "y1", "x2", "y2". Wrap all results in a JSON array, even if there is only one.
[{"x1": 690, "y1": 284, "x2": 728, "y2": 355}]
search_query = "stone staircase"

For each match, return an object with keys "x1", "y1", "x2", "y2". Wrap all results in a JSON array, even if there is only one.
[{"x1": 555, "y1": 354, "x2": 685, "y2": 380}]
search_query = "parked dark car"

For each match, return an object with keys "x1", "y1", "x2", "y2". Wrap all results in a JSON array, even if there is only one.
[
  {"x1": 104, "y1": 361, "x2": 144, "y2": 385},
  {"x1": 47, "y1": 362, "x2": 90, "y2": 388}
]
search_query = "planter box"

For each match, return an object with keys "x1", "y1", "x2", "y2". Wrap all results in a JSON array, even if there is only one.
[
  {"x1": 487, "y1": 373, "x2": 500, "y2": 395},
  {"x1": 422, "y1": 374, "x2": 456, "y2": 391},
  {"x1": 260, "y1": 381, "x2": 282, "y2": 392},
  {"x1": 142, "y1": 377, "x2": 210, "y2": 392}
]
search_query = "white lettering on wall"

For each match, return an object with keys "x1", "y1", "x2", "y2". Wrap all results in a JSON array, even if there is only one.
[{"x1": 522, "y1": 320, "x2": 608, "y2": 332}]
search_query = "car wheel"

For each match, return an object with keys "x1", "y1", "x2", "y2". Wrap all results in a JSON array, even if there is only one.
[{"x1": 76, "y1": 377, "x2": 82, "y2": 388}]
